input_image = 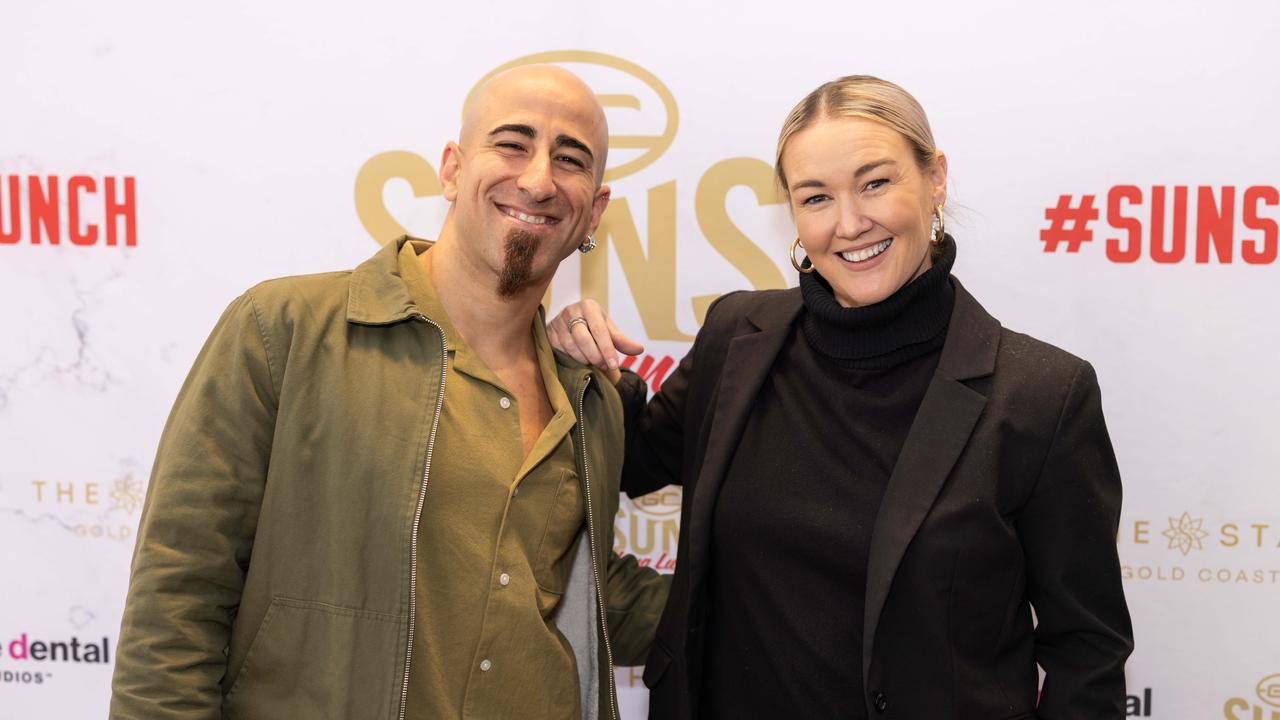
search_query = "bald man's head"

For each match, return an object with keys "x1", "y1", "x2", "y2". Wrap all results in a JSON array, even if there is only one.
[
  {"x1": 434, "y1": 64, "x2": 613, "y2": 301},
  {"x1": 460, "y1": 64, "x2": 609, "y2": 183}
]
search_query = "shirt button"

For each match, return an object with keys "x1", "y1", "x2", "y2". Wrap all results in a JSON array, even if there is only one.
[
  {"x1": 479, "y1": 659, "x2": 492, "y2": 672},
  {"x1": 499, "y1": 396, "x2": 512, "y2": 409},
  {"x1": 498, "y1": 572, "x2": 511, "y2": 586}
]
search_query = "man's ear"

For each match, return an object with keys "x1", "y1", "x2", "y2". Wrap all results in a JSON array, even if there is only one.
[
  {"x1": 439, "y1": 141, "x2": 462, "y2": 202},
  {"x1": 587, "y1": 184, "x2": 612, "y2": 235}
]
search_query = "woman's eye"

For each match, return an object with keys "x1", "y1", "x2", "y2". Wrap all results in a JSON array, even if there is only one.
[
  {"x1": 800, "y1": 194, "x2": 829, "y2": 206},
  {"x1": 865, "y1": 178, "x2": 889, "y2": 191}
]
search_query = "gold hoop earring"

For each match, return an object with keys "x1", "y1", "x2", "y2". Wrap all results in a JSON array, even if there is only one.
[
  {"x1": 790, "y1": 237, "x2": 814, "y2": 273},
  {"x1": 932, "y1": 204, "x2": 945, "y2": 244}
]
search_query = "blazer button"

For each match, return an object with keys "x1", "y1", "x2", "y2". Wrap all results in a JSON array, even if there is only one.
[{"x1": 872, "y1": 691, "x2": 888, "y2": 713}]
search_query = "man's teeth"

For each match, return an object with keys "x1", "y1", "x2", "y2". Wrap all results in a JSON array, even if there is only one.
[
  {"x1": 506, "y1": 208, "x2": 553, "y2": 225},
  {"x1": 840, "y1": 238, "x2": 892, "y2": 263}
]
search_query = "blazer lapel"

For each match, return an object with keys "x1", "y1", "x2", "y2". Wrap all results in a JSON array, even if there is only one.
[
  {"x1": 688, "y1": 290, "x2": 802, "y2": 594},
  {"x1": 861, "y1": 280, "x2": 1001, "y2": 681}
]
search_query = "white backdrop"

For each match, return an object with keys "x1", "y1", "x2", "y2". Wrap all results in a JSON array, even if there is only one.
[{"x1": 2, "y1": 1, "x2": 1278, "y2": 718}]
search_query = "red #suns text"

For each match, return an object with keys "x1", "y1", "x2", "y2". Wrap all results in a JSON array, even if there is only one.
[{"x1": 1042, "y1": 185, "x2": 1277, "y2": 263}]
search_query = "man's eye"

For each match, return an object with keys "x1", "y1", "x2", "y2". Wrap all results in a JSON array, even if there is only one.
[
  {"x1": 496, "y1": 142, "x2": 525, "y2": 151},
  {"x1": 556, "y1": 155, "x2": 586, "y2": 168}
]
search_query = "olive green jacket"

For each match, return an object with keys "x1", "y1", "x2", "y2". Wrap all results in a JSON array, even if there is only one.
[{"x1": 110, "y1": 236, "x2": 668, "y2": 720}]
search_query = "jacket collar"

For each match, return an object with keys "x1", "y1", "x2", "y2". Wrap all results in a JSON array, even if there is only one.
[
  {"x1": 744, "y1": 286, "x2": 803, "y2": 332},
  {"x1": 346, "y1": 235, "x2": 425, "y2": 326},
  {"x1": 935, "y1": 278, "x2": 999, "y2": 381},
  {"x1": 345, "y1": 235, "x2": 602, "y2": 396}
]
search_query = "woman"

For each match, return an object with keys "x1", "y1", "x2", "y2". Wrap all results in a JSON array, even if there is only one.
[{"x1": 550, "y1": 75, "x2": 1133, "y2": 719}]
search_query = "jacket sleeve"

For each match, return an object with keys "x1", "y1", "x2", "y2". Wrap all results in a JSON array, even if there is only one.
[
  {"x1": 1018, "y1": 361, "x2": 1134, "y2": 719},
  {"x1": 603, "y1": 553, "x2": 673, "y2": 666},
  {"x1": 110, "y1": 292, "x2": 279, "y2": 719}
]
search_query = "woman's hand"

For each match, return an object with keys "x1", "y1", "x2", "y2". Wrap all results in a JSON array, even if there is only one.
[{"x1": 548, "y1": 299, "x2": 644, "y2": 384}]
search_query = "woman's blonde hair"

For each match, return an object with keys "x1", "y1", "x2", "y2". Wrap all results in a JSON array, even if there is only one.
[{"x1": 775, "y1": 75, "x2": 939, "y2": 197}]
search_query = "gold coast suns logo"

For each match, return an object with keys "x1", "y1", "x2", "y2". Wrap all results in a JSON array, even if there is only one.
[
  {"x1": 614, "y1": 488, "x2": 681, "y2": 572},
  {"x1": 1223, "y1": 672, "x2": 1280, "y2": 718},
  {"x1": 353, "y1": 49, "x2": 792, "y2": 343}
]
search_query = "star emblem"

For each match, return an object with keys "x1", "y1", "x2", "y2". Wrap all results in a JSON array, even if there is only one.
[
  {"x1": 1161, "y1": 512, "x2": 1209, "y2": 556},
  {"x1": 109, "y1": 474, "x2": 144, "y2": 515}
]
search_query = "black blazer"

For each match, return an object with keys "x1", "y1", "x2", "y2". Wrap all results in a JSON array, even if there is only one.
[{"x1": 618, "y1": 280, "x2": 1133, "y2": 720}]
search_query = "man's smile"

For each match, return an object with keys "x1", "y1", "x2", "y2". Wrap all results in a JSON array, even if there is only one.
[{"x1": 496, "y1": 203, "x2": 560, "y2": 226}]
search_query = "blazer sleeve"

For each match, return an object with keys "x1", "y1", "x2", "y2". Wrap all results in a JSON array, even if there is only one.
[
  {"x1": 618, "y1": 291, "x2": 741, "y2": 498},
  {"x1": 110, "y1": 293, "x2": 278, "y2": 719},
  {"x1": 617, "y1": 347, "x2": 693, "y2": 497},
  {"x1": 1018, "y1": 361, "x2": 1134, "y2": 719}
]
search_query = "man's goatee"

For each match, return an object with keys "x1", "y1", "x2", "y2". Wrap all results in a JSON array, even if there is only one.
[{"x1": 497, "y1": 230, "x2": 540, "y2": 298}]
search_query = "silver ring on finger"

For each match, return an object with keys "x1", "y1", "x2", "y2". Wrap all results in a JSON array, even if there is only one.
[{"x1": 566, "y1": 316, "x2": 588, "y2": 331}]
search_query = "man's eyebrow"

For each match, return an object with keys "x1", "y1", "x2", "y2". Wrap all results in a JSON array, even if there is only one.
[
  {"x1": 488, "y1": 123, "x2": 537, "y2": 139},
  {"x1": 791, "y1": 159, "x2": 896, "y2": 192},
  {"x1": 554, "y1": 134, "x2": 595, "y2": 163}
]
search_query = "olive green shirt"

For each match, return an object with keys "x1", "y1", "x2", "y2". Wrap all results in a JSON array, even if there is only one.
[{"x1": 401, "y1": 242, "x2": 584, "y2": 719}]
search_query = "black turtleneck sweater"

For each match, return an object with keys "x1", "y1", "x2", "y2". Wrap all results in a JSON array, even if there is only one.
[{"x1": 701, "y1": 239, "x2": 957, "y2": 719}]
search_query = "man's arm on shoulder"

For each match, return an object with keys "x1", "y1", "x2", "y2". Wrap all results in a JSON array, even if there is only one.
[{"x1": 111, "y1": 291, "x2": 279, "y2": 719}]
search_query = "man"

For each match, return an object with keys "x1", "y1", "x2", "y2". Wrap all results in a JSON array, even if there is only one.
[{"x1": 110, "y1": 65, "x2": 669, "y2": 720}]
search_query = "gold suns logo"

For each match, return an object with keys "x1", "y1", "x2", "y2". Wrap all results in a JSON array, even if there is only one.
[
  {"x1": 353, "y1": 50, "x2": 676, "y2": 243},
  {"x1": 614, "y1": 489, "x2": 681, "y2": 570},
  {"x1": 353, "y1": 49, "x2": 791, "y2": 341},
  {"x1": 1223, "y1": 673, "x2": 1280, "y2": 718}
]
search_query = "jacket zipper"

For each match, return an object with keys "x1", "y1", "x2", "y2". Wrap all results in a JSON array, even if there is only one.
[
  {"x1": 399, "y1": 315, "x2": 448, "y2": 720},
  {"x1": 576, "y1": 375, "x2": 619, "y2": 720}
]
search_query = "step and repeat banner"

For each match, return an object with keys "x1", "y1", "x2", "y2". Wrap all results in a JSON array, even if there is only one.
[{"x1": 2, "y1": 1, "x2": 1278, "y2": 718}]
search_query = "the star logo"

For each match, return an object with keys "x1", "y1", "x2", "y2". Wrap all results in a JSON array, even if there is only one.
[
  {"x1": 109, "y1": 474, "x2": 144, "y2": 515},
  {"x1": 1161, "y1": 512, "x2": 1209, "y2": 556}
]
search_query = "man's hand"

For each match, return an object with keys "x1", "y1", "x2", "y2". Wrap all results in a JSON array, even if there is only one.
[{"x1": 547, "y1": 299, "x2": 643, "y2": 384}]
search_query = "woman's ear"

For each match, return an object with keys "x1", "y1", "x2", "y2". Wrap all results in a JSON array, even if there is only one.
[{"x1": 929, "y1": 150, "x2": 948, "y2": 206}]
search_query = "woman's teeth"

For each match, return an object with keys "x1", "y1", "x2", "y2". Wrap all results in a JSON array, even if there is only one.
[{"x1": 839, "y1": 238, "x2": 892, "y2": 263}]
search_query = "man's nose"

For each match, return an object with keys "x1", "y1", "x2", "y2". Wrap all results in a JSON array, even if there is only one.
[{"x1": 517, "y1": 152, "x2": 556, "y2": 202}]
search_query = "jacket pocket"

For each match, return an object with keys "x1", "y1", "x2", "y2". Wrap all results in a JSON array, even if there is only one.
[
  {"x1": 642, "y1": 638, "x2": 673, "y2": 689},
  {"x1": 223, "y1": 596, "x2": 403, "y2": 720}
]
